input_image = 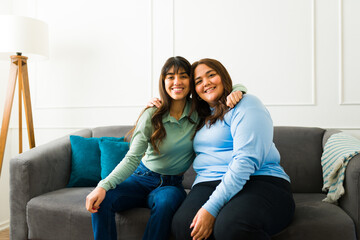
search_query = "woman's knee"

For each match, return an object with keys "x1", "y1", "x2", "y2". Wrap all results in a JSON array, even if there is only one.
[
  {"x1": 95, "y1": 199, "x2": 113, "y2": 217},
  {"x1": 213, "y1": 221, "x2": 270, "y2": 240},
  {"x1": 149, "y1": 187, "x2": 186, "y2": 212},
  {"x1": 98, "y1": 190, "x2": 123, "y2": 212},
  {"x1": 214, "y1": 217, "x2": 270, "y2": 240}
]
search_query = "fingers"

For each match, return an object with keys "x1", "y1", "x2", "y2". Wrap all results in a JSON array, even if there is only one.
[
  {"x1": 204, "y1": 228, "x2": 213, "y2": 239},
  {"x1": 191, "y1": 224, "x2": 211, "y2": 240},
  {"x1": 235, "y1": 90, "x2": 243, "y2": 100},
  {"x1": 92, "y1": 198, "x2": 102, "y2": 212},
  {"x1": 226, "y1": 91, "x2": 243, "y2": 108},
  {"x1": 190, "y1": 215, "x2": 208, "y2": 240},
  {"x1": 152, "y1": 98, "x2": 162, "y2": 108},
  {"x1": 147, "y1": 98, "x2": 162, "y2": 108},
  {"x1": 190, "y1": 222, "x2": 200, "y2": 239},
  {"x1": 190, "y1": 214, "x2": 198, "y2": 236},
  {"x1": 190, "y1": 208, "x2": 215, "y2": 240},
  {"x1": 226, "y1": 95, "x2": 235, "y2": 108},
  {"x1": 85, "y1": 187, "x2": 106, "y2": 213},
  {"x1": 86, "y1": 196, "x2": 97, "y2": 213}
]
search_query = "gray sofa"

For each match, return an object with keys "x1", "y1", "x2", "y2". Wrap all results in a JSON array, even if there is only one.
[{"x1": 10, "y1": 126, "x2": 360, "y2": 240}]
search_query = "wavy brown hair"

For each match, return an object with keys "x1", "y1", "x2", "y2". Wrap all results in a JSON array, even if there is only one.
[
  {"x1": 126, "y1": 56, "x2": 192, "y2": 153},
  {"x1": 189, "y1": 58, "x2": 233, "y2": 133}
]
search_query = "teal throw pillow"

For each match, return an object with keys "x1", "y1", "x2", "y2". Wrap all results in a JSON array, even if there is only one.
[
  {"x1": 99, "y1": 139, "x2": 130, "y2": 179},
  {"x1": 67, "y1": 135, "x2": 126, "y2": 187}
]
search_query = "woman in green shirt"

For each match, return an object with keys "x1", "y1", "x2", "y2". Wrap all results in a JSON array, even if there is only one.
[{"x1": 85, "y1": 56, "x2": 246, "y2": 240}]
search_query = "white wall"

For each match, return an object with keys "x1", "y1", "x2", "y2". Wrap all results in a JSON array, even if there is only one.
[
  {"x1": 0, "y1": 0, "x2": 13, "y2": 231},
  {"x1": 1, "y1": 0, "x2": 359, "y2": 228}
]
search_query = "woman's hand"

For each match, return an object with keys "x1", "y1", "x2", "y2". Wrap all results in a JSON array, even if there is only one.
[
  {"x1": 190, "y1": 207, "x2": 215, "y2": 240},
  {"x1": 86, "y1": 187, "x2": 106, "y2": 213},
  {"x1": 146, "y1": 97, "x2": 162, "y2": 108},
  {"x1": 226, "y1": 90, "x2": 244, "y2": 108}
]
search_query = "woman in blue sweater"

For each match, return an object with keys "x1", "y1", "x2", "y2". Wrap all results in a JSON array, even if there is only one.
[
  {"x1": 172, "y1": 58, "x2": 295, "y2": 240},
  {"x1": 85, "y1": 56, "x2": 246, "y2": 240}
]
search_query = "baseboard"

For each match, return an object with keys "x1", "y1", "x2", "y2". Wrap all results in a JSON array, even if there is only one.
[{"x1": 0, "y1": 220, "x2": 9, "y2": 231}]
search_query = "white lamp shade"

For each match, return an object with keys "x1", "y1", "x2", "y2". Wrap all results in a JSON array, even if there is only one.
[{"x1": 0, "y1": 15, "x2": 49, "y2": 60}]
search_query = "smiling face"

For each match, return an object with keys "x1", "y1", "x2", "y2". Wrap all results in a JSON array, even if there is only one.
[
  {"x1": 194, "y1": 64, "x2": 224, "y2": 107},
  {"x1": 164, "y1": 66, "x2": 190, "y2": 102}
]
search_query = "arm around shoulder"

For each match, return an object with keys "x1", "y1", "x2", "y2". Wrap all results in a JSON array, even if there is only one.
[{"x1": 232, "y1": 83, "x2": 247, "y2": 93}]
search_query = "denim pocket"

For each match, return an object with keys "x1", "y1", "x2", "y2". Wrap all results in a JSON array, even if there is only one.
[
  {"x1": 133, "y1": 169, "x2": 146, "y2": 176},
  {"x1": 133, "y1": 162, "x2": 151, "y2": 176}
]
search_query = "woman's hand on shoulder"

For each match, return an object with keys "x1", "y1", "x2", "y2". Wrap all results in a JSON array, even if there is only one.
[
  {"x1": 226, "y1": 90, "x2": 244, "y2": 108},
  {"x1": 190, "y1": 207, "x2": 215, "y2": 240},
  {"x1": 146, "y1": 97, "x2": 162, "y2": 108},
  {"x1": 85, "y1": 187, "x2": 106, "y2": 213}
]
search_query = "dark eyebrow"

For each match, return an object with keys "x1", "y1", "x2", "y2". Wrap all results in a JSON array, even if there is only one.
[
  {"x1": 166, "y1": 71, "x2": 188, "y2": 76},
  {"x1": 195, "y1": 70, "x2": 215, "y2": 81}
]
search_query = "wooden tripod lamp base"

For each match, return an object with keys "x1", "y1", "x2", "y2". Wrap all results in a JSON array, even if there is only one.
[
  {"x1": 0, "y1": 15, "x2": 49, "y2": 177},
  {"x1": 0, "y1": 54, "x2": 36, "y2": 176}
]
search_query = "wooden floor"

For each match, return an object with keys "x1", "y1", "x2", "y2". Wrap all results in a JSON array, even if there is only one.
[{"x1": 0, "y1": 228, "x2": 9, "y2": 240}]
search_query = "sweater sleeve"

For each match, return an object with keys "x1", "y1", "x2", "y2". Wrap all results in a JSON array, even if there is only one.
[
  {"x1": 232, "y1": 83, "x2": 247, "y2": 93},
  {"x1": 202, "y1": 97, "x2": 274, "y2": 217},
  {"x1": 97, "y1": 108, "x2": 154, "y2": 191}
]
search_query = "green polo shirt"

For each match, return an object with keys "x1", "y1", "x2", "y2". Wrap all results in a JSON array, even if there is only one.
[{"x1": 98, "y1": 100, "x2": 197, "y2": 191}]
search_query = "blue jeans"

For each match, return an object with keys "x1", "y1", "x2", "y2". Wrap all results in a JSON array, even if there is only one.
[{"x1": 92, "y1": 162, "x2": 186, "y2": 240}]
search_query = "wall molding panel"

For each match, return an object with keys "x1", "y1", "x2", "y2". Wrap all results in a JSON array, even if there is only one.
[
  {"x1": 172, "y1": 0, "x2": 316, "y2": 106},
  {"x1": 264, "y1": 0, "x2": 316, "y2": 107},
  {"x1": 33, "y1": 0, "x2": 154, "y2": 110},
  {"x1": 339, "y1": 0, "x2": 360, "y2": 105}
]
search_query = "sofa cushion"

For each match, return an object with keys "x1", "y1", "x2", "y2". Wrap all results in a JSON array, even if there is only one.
[
  {"x1": 27, "y1": 188, "x2": 149, "y2": 240},
  {"x1": 67, "y1": 136, "x2": 127, "y2": 187},
  {"x1": 67, "y1": 136, "x2": 102, "y2": 187},
  {"x1": 99, "y1": 138, "x2": 129, "y2": 179},
  {"x1": 27, "y1": 189, "x2": 356, "y2": 240},
  {"x1": 273, "y1": 193, "x2": 356, "y2": 240},
  {"x1": 273, "y1": 127, "x2": 326, "y2": 193}
]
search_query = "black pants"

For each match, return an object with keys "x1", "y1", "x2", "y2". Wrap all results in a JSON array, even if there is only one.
[{"x1": 172, "y1": 176, "x2": 295, "y2": 240}]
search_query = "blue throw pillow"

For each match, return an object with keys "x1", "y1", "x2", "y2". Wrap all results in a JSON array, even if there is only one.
[
  {"x1": 99, "y1": 139, "x2": 129, "y2": 179},
  {"x1": 67, "y1": 135, "x2": 126, "y2": 187},
  {"x1": 101, "y1": 136, "x2": 125, "y2": 142}
]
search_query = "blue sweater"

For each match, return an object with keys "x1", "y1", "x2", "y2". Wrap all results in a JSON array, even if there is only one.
[{"x1": 193, "y1": 94, "x2": 290, "y2": 217}]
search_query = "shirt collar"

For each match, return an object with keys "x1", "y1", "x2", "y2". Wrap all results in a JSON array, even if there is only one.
[{"x1": 163, "y1": 99, "x2": 193, "y2": 123}]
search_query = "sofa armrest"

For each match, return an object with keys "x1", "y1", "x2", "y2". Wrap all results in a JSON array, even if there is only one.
[
  {"x1": 339, "y1": 154, "x2": 360, "y2": 239},
  {"x1": 10, "y1": 129, "x2": 91, "y2": 240},
  {"x1": 323, "y1": 129, "x2": 360, "y2": 238}
]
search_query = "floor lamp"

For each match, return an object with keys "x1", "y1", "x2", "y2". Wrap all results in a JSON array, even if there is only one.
[{"x1": 0, "y1": 15, "x2": 49, "y2": 176}]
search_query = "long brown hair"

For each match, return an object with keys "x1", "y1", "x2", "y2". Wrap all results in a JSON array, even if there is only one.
[
  {"x1": 189, "y1": 58, "x2": 233, "y2": 132},
  {"x1": 126, "y1": 56, "x2": 192, "y2": 153}
]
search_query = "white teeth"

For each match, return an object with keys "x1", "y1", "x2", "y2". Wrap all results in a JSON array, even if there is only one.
[{"x1": 205, "y1": 87, "x2": 215, "y2": 93}]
